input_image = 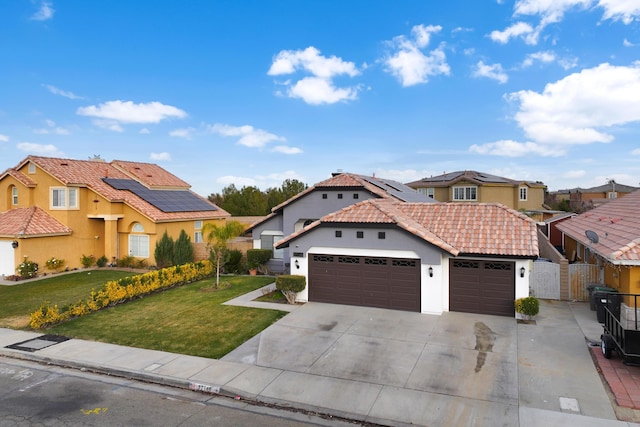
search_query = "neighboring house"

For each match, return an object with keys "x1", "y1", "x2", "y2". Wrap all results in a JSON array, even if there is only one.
[
  {"x1": 276, "y1": 199, "x2": 538, "y2": 317},
  {"x1": 246, "y1": 172, "x2": 435, "y2": 273},
  {"x1": 405, "y1": 170, "x2": 547, "y2": 211},
  {"x1": 551, "y1": 181, "x2": 639, "y2": 213},
  {"x1": 539, "y1": 212, "x2": 578, "y2": 252},
  {"x1": 556, "y1": 189, "x2": 640, "y2": 293},
  {"x1": 0, "y1": 156, "x2": 229, "y2": 276}
]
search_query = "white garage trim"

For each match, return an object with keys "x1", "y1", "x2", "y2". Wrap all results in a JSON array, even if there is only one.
[{"x1": 0, "y1": 240, "x2": 15, "y2": 277}]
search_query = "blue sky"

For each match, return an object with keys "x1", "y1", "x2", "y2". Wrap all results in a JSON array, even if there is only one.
[{"x1": 1, "y1": 1, "x2": 640, "y2": 197}]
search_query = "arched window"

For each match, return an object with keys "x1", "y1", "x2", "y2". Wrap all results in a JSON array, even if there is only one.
[
  {"x1": 11, "y1": 186, "x2": 18, "y2": 205},
  {"x1": 129, "y1": 222, "x2": 149, "y2": 257}
]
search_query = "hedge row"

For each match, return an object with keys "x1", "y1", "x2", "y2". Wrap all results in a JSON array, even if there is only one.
[{"x1": 29, "y1": 261, "x2": 214, "y2": 330}]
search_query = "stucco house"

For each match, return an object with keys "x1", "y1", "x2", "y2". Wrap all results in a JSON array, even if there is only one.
[
  {"x1": 551, "y1": 180, "x2": 639, "y2": 213},
  {"x1": 556, "y1": 189, "x2": 640, "y2": 293},
  {"x1": 276, "y1": 199, "x2": 538, "y2": 317},
  {"x1": 405, "y1": 170, "x2": 547, "y2": 211},
  {"x1": 246, "y1": 172, "x2": 435, "y2": 273},
  {"x1": 0, "y1": 156, "x2": 229, "y2": 276}
]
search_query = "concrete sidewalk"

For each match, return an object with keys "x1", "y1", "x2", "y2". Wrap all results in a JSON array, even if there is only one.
[{"x1": 1, "y1": 292, "x2": 639, "y2": 426}]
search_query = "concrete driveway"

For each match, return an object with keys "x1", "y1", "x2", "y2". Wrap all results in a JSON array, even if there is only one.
[{"x1": 225, "y1": 302, "x2": 519, "y2": 409}]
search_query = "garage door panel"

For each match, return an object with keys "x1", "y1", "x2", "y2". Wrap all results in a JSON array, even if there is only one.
[
  {"x1": 450, "y1": 260, "x2": 515, "y2": 317},
  {"x1": 309, "y1": 254, "x2": 420, "y2": 312}
]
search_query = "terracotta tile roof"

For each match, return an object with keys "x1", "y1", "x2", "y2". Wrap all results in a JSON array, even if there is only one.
[
  {"x1": 0, "y1": 207, "x2": 72, "y2": 237},
  {"x1": 111, "y1": 160, "x2": 190, "y2": 188},
  {"x1": 19, "y1": 156, "x2": 228, "y2": 222},
  {"x1": 277, "y1": 199, "x2": 539, "y2": 257},
  {"x1": 556, "y1": 189, "x2": 640, "y2": 264},
  {"x1": 0, "y1": 169, "x2": 37, "y2": 187}
]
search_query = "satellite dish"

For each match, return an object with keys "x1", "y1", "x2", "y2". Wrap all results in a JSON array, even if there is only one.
[{"x1": 585, "y1": 230, "x2": 599, "y2": 244}]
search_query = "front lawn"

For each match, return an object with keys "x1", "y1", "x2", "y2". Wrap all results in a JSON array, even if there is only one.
[
  {"x1": 0, "y1": 270, "x2": 134, "y2": 328},
  {"x1": 48, "y1": 275, "x2": 286, "y2": 359}
]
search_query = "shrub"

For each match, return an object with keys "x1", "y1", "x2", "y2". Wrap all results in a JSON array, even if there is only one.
[
  {"x1": 515, "y1": 296, "x2": 540, "y2": 320},
  {"x1": 154, "y1": 231, "x2": 174, "y2": 269},
  {"x1": 276, "y1": 274, "x2": 306, "y2": 304},
  {"x1": 224, "y1": 249, "x2": 243, "y2": 274},
  {"x1": 45, "y1": 257, "x2": 65, "y2": 272},
  {"x1": 80, "y1": 254, "x2": 96, "y2": 268},
  {"x1": 17, "y1": 257, "x2": 39, "y2": 279},
  {"x1": 173, "y1": 229, "x2": 194, "y2": 266},
  {"x1": 117, "y1": 255, "x2": 135, "y2": 268},
  {"x1": 246, "y1": 249, "x2": 272, "y2": 271},
  {"x1": 29, "y1": 260, "x2": 214, "y2": 329},
  {"x1": 96, "y1": 255, "x2": 108, "y2": 267}
]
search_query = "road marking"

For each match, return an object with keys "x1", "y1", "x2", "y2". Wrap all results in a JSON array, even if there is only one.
[
  {"x1": 19, "y1": 374, "x2": 59, "y2": 392},
  {"x1": 11, "y1": 370, "x2": 33, "y2": 381},
  {"x1": 80, "y1": 407, "x2": 109, "y2": 415}
]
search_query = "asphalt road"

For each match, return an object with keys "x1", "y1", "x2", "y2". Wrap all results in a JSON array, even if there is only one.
[{"x1": 0, "y1": 356, "x2": 358, "y2": 427}]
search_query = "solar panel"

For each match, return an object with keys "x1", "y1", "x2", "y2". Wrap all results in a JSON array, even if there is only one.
[{"x1": 103, "y1": 178, "x2": 217, "y2": 213}]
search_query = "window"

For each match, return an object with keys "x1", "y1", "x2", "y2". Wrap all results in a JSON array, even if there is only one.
[
  {"x1": 129, "y1": 222, "x2": 149, "y2": 257},
  {"x1": 194, "y1": 220, "x2": 203, "y2": 229},
  {"x1": 417, "y1": 187, "x2": 435, "y2": 198},
  {"x1": 452, "y1": 186, "x2": 477, "y2": 201},
  {"x1": 322, "y1": 193, "x2": 328, "y2": 199},
  {"x1": 194, "y1": 231, "x2": 203, "y2": 243},
  {"x1": 378, "y1": 232, "x2": 386, "y2": 239},
  {"x1": 28, "y1": 163, "x2": 35, "y2": 174},
  {"x1": 260, "y1": 233, "x2": 284, "y2": 259},
  {"x1": 356, "y1": 231, "x2": 364, "y2": 238},
  {"x1": 50, "y1": 187, "x2": 79, "y2": 209},
  {"x1": 519, "y1": 186, "x2": 528, "y2": 201},
  {"x1": 353, "y1": 193, "x2": 359, "y2": 199},
  {"x1": 337, "y1": 193, "x2": 343, "y2": 199},
  {"x1": 129, "y1": 235, "x2": 150, "y2": 257},
  {"x1": 608, "y1": 192, "x2": 617, "y2": 199},
  {"x1": 335, "y1": 230, "x2": 342, "y2": 238},
  {"x1": 11, "y1": 186, "x2": 18, "y2": 205}
]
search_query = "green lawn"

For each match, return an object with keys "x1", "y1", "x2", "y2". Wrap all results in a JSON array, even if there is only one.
[
  {"x1": 0, "y1": 269, "x2": 133, "y2": 328},
  {"x1": 48, "y1": 275, "x2": 287, "y2": 359}
]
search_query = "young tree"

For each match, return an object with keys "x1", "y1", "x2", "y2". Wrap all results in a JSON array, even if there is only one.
[
  {"x1": 154, "y1": 231, "x2": 174, "y2": 269},
  {"x1": 173, "y1": 229, "x2": 194, "y2": 266},
  {"x1": 203, "y1": 220, "x2": 246, "y2": 288}
]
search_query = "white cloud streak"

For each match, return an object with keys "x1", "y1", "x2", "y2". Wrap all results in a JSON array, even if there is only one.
[
  {"x1": 150, "y1": 152, "x2": 171, "y2": 161},
  {"x1": 272, "y1": 145, "x2": 303, "y2": 154},
  {"x1": 473, "y1": 61, "x2": 508, "y2": 83},
  {"x1": 77, "y1": 100, "x2": 187, "y2": 124},
  {"x1": 30, "y1": 1, "x2": 54, "y2": 21},
  {"x1": 208, "y1": 123, "x2": 285, "y2": 148},
  {"x1": 0, "y1": 134, "x2": 9, "y2": 142},
  {"x1": 43, "y1": 84, "x2": 83, "y2": 100},
  {"x1": 17, "y1": 142, "x2": 64, "y2": 156}
]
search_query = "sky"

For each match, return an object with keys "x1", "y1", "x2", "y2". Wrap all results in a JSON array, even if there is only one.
[{"x1": 1, "y1": 0, "x2": 640, "y2": 197}]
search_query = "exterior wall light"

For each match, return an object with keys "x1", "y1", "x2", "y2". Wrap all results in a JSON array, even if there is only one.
[
  {"x1": 520, "y1": 267, "x2": 526, "y2": 278},
  {"x1": 11, "y1": 240, "x2": 19, "y2": 249},
  {"x1": 428, "y1": 266, "x2": 433, "y2": 277},
  {"x1": 295, "y1": 260, "x2": 300, "y2": 269}
]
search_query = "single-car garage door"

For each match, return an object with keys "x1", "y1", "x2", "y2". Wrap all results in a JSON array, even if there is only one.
[
  {"x1": 0, "y1": 240, "x2": 15, "y2": 277},
  {"x1": 308, "y1": 254, "x2": 421, "y2": 312},
  {"x1": 449, "y1": 259, "x2": 515, "y2": 317}
]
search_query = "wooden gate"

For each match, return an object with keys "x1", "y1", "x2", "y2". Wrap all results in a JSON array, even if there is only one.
[
  {"x1": 569, "y1": 263, "x2": 599, "y2": 301},
  {"x1": 531, "y1": 262, "x2": 560, "y2": 300}
]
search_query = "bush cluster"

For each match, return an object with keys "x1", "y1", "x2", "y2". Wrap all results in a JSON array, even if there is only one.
[
  {"x1": 29, "y1": 261, "x2": 213, "y2": 330},
  {"x1": 515, "y1": 296, "x2": 540, "y2": 320},
  {"x1": 154, "y1": 230, "x2": 194, "y2": 269},
  {"x1": 16, "y1": 258, "x2": 39, "y2": 279},
  {"x1": 275, "y1": 274, "x2": 306, "y2": 304},
  {"x1": 247, "y1": 249, "x2": 272, "y2": 270},
  {"x1": 45, "y1": 257, "x2": 65, "y2": 272},
  {"x1": 80, "y1": 254, "x2": 96, "y2": 268}
]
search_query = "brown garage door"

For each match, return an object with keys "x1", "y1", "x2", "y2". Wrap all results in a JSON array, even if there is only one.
[
  {"x1": 449, "y1": 259, "x2": 515, "y2": 317},
  {"x1": 308, "y1": 254, "x2": 421, "y2": 312}
]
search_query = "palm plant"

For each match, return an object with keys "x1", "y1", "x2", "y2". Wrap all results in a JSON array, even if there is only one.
[{"x1": 202, "y1": 220, "x2": 245, "y2": 288}]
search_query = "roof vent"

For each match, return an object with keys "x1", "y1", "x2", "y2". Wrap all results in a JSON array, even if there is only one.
[{"x1": 60, "y1": 162, "x2": 68, "y2": 166}]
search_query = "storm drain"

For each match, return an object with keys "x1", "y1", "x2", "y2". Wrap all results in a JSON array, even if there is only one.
[{"x1": 5, "y1": 334, "x2": 70, "y2": 352}]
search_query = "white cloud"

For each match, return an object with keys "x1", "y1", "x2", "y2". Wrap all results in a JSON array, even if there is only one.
[
  {"x1": 33, "y1": 119, "x2": 70, "y2": 135},
  {"x1": 216, "y1": 170, "x2": 306, "y2": 190},
  {"x1": 43, "y1": 84, "x2": 82, "y2": 100},
  {"x1": 514, "y1": 0, "x2": 591, "y2": 25},
  {"x1": 77, "y1": 100, "x2": 187, "y2": 124},
  {"x1": 139, "y1": 128, "x2": 151, "y2": 134},
  {"x1": 558, "y1": 56, "x2": 579, "y2": 70},
  {"x1": 287, "y1": 77, "x2": 359, "y2": 105},
  {"x1": 17, "y1": 142, "x2": 64, "y2": 156},
  {"x1": 216, "y1": 175, "x2": 257, "y2": 187},
  {"x1": 0, "y1": 134, "x2": 9, "y2": 142},
  {"x1": 563, "y1": 170, "x2": 587, "y2": 178},
  {"x1": 268, "y1": 46, "x2": 361, "y2": 105},
  {"x1": 509, "y1": 62, "x2": 640, "y2": 145},
  {"x1": 598, "y1": 0, "x2": 640, "y2": 24},
  {"x1": 489, "y1": 22, "x2": 535, "y2": 44},
  {"x1": 469, "y1": 140, "x2": 564, "y2": 157},
  {"x1": 473, "y1": 61, "x2": 508, "y2": 83},
  {"x1": 632, "y1": 148, "x2": 640, "y2": 155},
  {"x1": 92, "y1": 120, "x2": 124, "y2": 132},
  {"x1": 272, "y1": 145, "x2": 303, "y2": 154},
  {"x1": 150, "y1": 152, "x2": 171, "y2": 161},
  {"x1": 522, "y1": 51, "x2": 556, "y2": 67},
  {"x1": 169, "y1": 127, "x2": 194, "y2": 139},
  {"x1": 208, "y1": 123, "x2": 285, "y2": 148},
  {"x1": 30, "y1": 1, "x2": 54, "y2": 21},
  {"x1": 384, "y1": 25, "x2": 450, "y2": 87}
]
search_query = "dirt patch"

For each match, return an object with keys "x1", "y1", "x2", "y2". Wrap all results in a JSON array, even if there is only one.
[
  {"x1": 474, "y1": 321, "x2": 496, "y2": 373},
  {"x1": 0, "y1": 315, "x2": 31, "y2": 329}
]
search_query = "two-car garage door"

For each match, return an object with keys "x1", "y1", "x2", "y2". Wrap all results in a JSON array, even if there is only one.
[
  {"x1": 449, "y1": 259, "x2": 515, "y2": 317},
  {"x1": 308, "y1": 254, "x2": 421, "y2": 312}
]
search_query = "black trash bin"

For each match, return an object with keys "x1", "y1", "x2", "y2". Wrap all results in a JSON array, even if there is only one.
[
  {"x1": 590, "y1": 285, "x2": 617, "y2": 311},
  {"x1": 596, "y1": 291, "x2": 621, "y2": 323}
]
